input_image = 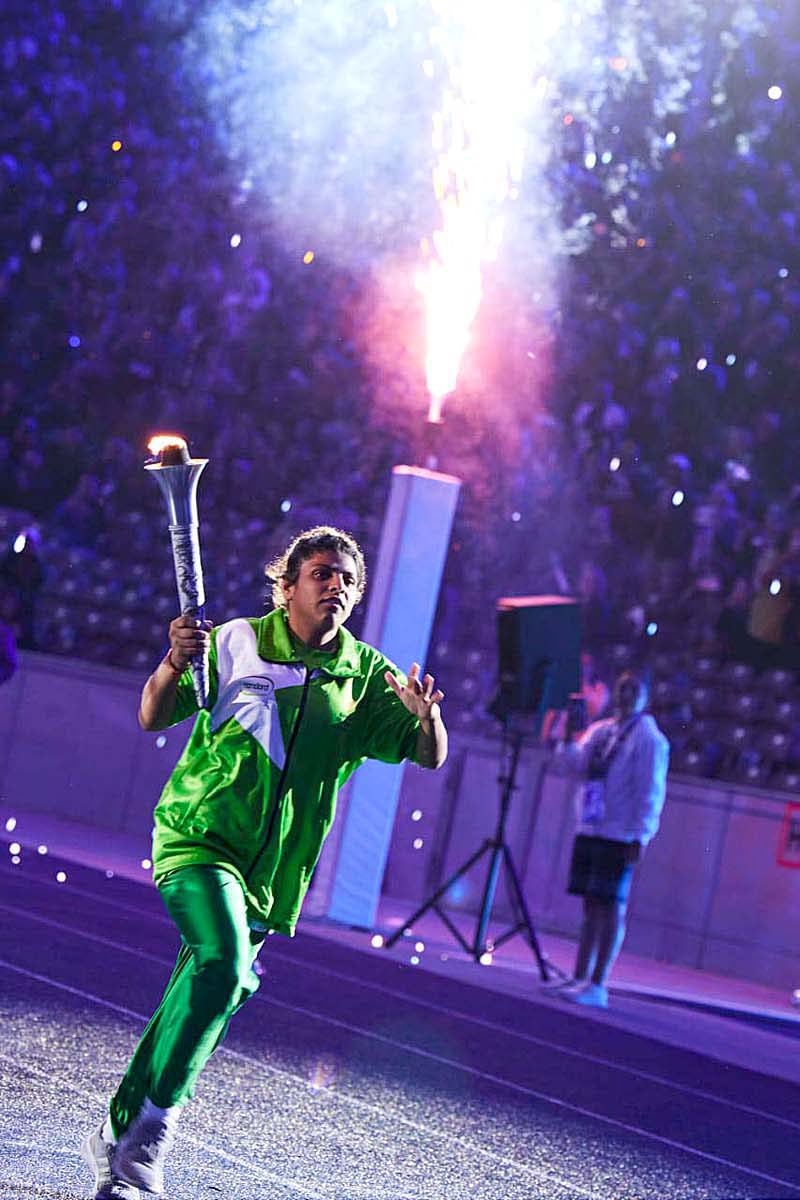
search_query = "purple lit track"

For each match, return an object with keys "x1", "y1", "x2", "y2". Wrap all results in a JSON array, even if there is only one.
[{"x1": 1, "y1": 851, "x2": 799, "y2": 1200}]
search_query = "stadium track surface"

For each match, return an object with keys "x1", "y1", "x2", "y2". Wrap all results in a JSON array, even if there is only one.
[{"x1": 0, "y1": 850, "x2": 798, "y2": 1200}]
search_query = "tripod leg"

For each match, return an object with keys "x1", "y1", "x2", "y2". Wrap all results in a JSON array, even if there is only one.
[
  {"x1": 473, "y1": 841, "x2": 503, "y2": 959},
  {"x1": 384, "y1": 841, "x2": 492, "y2": 948},
  {"x1": 502, "y1": 844, "x2": 549, "y2": 979}
]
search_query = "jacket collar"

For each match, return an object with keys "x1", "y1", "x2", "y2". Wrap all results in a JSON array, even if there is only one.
[{"x1": 257, "y1": 608, "x2": 362, "y2": 677}]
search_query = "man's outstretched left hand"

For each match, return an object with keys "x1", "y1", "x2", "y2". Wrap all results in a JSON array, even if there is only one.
[{"x1": 385, "y1": 662, "x2": 444, "y2": 728}]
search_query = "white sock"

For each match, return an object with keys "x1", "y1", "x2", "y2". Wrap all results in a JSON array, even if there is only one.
[
  {"x1": 139, "y1": 1097, "x2": 182, "y2": 1127},
  {"x1": 101, "y1": 1116, "x2": 117, "y2": 1145},
  {"x1": 115, "y1": 1097, "x2": 182, "y2": 1147}
]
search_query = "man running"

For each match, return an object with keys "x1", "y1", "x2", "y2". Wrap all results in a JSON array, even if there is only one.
[{"x1": 82, "y1": 525, "x2": 447, "y2": 1198}]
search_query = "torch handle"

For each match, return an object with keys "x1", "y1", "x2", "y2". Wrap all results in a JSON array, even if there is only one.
[{"x1": 168, "y1": 522, "x2": 210, "y2": 710}]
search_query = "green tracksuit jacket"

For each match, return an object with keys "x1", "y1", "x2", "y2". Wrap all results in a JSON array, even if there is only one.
[{"x1": 152, "y1": 608, "x2": 419, "y2": 934}]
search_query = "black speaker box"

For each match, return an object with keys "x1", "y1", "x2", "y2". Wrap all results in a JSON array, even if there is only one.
[{"x1": 495, "y1": 595, "x2": 582, "y2": 714}]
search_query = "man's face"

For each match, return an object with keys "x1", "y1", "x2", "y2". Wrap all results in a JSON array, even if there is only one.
[
  {"x1": 282, "y1": 550, "x2": 360, "y2": 637},
  {"x1": 614, "y1": 676, "x2": 645, "y2": 719}
]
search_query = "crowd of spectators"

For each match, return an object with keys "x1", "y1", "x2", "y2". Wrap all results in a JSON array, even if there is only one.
[
  {"x1": 4, "y1": 1, "x2": 800, "y2": 787},
  {"x1": 1, "y1": 0, "x2": 409, "y2": 662}
]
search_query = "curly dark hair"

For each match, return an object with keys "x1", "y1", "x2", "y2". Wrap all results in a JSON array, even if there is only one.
[{"x1": 264, "y1": 526, "x2": 367, "y2": 610}]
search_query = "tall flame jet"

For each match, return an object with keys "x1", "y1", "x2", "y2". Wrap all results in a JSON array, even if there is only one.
[{"x1": 417, "y1": 0, "x2": 538, "y2": 422}]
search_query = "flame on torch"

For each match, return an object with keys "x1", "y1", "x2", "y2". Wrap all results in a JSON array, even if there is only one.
[
  {"x1": 417, "y1": 1, "x2": 539, "y2": 423},
  {"x1": 148, "y1": 434, "x2": 188, "y2": 457}
]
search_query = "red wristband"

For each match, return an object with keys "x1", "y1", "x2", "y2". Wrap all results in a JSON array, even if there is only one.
[{"x1": 164, "y1": 649, "x2": 184, "y2": 675}]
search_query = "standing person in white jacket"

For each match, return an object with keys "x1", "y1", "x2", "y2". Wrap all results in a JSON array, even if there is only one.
[{"x1": 547, "y1": 670, "x2": 669, "y2": 1009}]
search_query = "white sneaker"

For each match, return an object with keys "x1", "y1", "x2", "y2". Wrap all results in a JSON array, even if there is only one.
[
  {"x1": 565, "y1": 982, "x2": 609, "y2": 1009},
  {"x1": 80, "y1": 1125, "x2": 140, "y2": 1200},
  {"x1": 114, "y1": 1099, "x2": 181, "y2": 1196}
]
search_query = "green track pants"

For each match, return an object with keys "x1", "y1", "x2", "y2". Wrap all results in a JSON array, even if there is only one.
[{"x1": 109, "y1": 865, "x2": 264, "y2": 1137}]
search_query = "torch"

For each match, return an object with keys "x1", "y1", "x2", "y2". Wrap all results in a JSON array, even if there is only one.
[{"x1": 144, "y1": 435, "x2": 210, "y2": 709}]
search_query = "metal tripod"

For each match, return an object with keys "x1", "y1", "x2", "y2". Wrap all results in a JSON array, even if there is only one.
[{"x1": 384, "y1": 719, "x2": 550, "y2": 978}]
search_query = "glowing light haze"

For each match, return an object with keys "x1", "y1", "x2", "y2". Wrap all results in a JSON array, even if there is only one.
[{"x1": 163, "y1": 0, "x2": 766, "y2": 425}]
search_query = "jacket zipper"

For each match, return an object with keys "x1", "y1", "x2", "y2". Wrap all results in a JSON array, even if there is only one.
[{"x1": 244, "y1": 664, "x2": 311, "y2": 882}]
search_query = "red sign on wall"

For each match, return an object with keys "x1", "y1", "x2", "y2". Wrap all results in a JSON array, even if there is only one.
[{"x1": 777, "y1": 802, "x2": 800, "y2": 868}]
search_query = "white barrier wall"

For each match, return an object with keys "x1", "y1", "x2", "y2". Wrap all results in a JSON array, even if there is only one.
[
  {"x1": 383, "y1": 738, "x2": 800, "y2": 991},
  {"x1": 0, "y1": 651, "x2": 189, "y2": 839},
  {"x1": 3, "y1": 653, "x2": 799, "y2": 990}
]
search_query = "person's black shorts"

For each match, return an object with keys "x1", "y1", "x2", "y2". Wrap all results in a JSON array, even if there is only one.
[{"x1": 567, "y1": 834, "x2": 634, "y2": 903}]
